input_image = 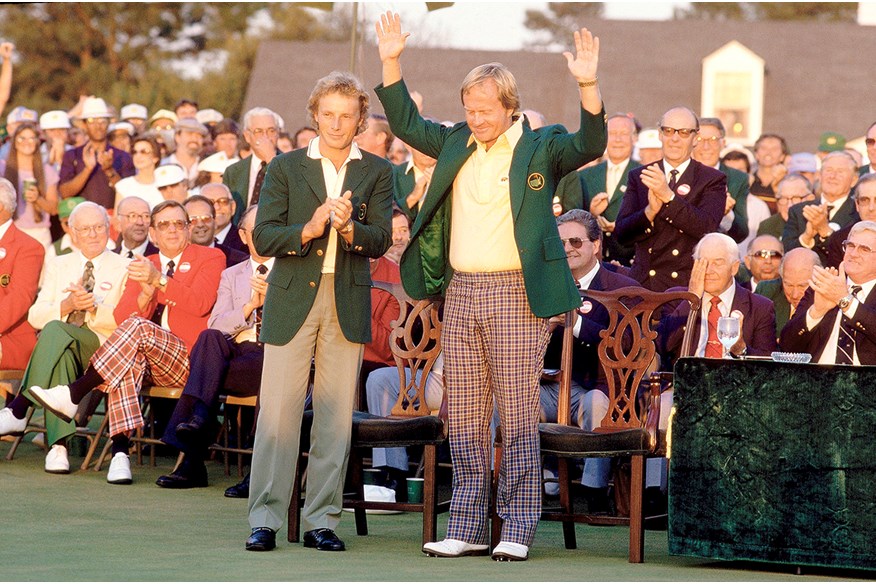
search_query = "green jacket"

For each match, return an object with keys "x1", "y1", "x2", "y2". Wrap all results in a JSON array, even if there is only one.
[
  {"x1": 222, "y1": 155, "x2": 251, "y2": 226},
  {"x1": 252, "y1": 148, "x2": 393, "y2": 345},
  {"x1": 720, "y1": 163, "x2": 750, "y2": 243},
  {"x1": 754, "y1": 277, "x2": 791, "y2": 339},
  {"x1": 375, "y1": 79, "x2": 607, "y2": 318}
]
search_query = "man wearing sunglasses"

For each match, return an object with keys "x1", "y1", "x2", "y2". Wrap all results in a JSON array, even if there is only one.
[
  {"x1": 859, "y1": 123, "x2": 876, "y2": 177},
  {"x1": 183, "y1": 194, "x2": 247, "y2": 269},
  {"x1": 616, "y1": 106, "x2": 727, "y2": 292},
  {"x1": 741, "y1": 235, "x2": 784, "y2": 292},
  {"x1": 780, "y1": 221, "x2": 876, "y2": 365},
  {"x1": 822, "y1": 174, "x2": 876, "y2": 268},
  {"x1": 26, "y1": 200, "x2": 224, "y2": 484}
]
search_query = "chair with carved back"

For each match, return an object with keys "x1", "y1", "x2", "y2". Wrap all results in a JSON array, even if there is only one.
[
  {"x1": 491, "y1": 286, "x2": 699, "y2": 563},
  {"x1": 287, "y1": 281, "x2": 450, "y2": 547}
]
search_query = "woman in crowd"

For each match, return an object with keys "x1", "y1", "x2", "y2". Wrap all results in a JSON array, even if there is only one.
[
  {"x1": 114, "y1": 135, "x2": 163, "y2": 209},
  {"x1": 0, "y1": 122, "x2": 59, "y2": 246}
]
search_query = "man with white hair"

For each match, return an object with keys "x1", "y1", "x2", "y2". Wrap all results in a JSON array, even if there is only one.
[
  {"x1": 223, "y1": 107, "x2": 283, "y2": 225},
  {"x1": 780, "y1": 220, "x2": 876, "y2": 365},
  {"x1": 0, "y1": 201, "x2": 130, "y2": 473},
  {"x1": 660, "y1": 232, "x2": 777, "y2": 366},
  {"x1": 0, "y1": 177, "x2": 44, "y2": 371}
]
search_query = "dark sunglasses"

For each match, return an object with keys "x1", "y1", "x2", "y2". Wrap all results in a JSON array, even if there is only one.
[
  {"x1": 866, "y1": 138, "x2": 876, "y2": 147},
  {"x1": 749, "y1": 249, "x2": 782, "y2": 260},
  {"x1": 561, "y1": 237, "x2": 589, "y2": 249}
]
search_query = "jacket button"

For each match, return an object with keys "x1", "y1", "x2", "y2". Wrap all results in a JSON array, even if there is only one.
[
  {"x1": 648, "y1": 248, "x2": 653, "y2": 254},
  {"x1": 672, "y1": 249, "x2": 679, "y2": 256},
  {"x1": 671, "y1": 272, "x2": 678, "y2": 279},
  {"x1": 309, "y1": 281, "x2": 316, "y2": 288},
  {"x1": 316, "y1": 249, "x2": 323, "y2": 256},
  {"x1": 648, "y1": 269, "x2": 656, "y2": 277}
]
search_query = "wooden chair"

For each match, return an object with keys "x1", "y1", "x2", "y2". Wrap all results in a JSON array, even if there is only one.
[
  {"x1": 287, "y1": 281, "x2": 450, "y2": 547},
  {"x1": 210, "y1": 394, "x2": 258, "y2": 477},
  {"x1": 493, "y1": 286, "x2": 699, "y2": 563}
]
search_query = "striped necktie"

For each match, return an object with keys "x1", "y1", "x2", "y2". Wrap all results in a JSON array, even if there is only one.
[{"x1": 835, "y1": 285, "x2": 862, "y2": 365}]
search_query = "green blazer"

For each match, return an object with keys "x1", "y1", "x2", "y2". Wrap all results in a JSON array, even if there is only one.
[
  {"x1": 222, "y1": 155, "x2": 252, "y2": 226},
  {"x1": 720, "y1": 163, "x2": 750, "y2": 243},
  {"x1": 252, "y1": 148, "x2": 393, "y2": 345},
  {"x1": 755, "y1": 277, "x2": 791, "y2": 339},
  {"x1": 375, "y1": 79, "x2": 607, "y2": 318},
  {"x1": 757, "y1": 213, "x2": 786, "y2": 240},
  {"x1": 392, "y1": 162, "x2": 417, "y2": 219}
]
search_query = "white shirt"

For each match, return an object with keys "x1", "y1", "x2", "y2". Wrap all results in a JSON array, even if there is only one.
[
  {"x1": 118, "y1": 239, "x2": 151, "y2": 259},
  {"x1": 572, "y1": 262, "x2": 601, "y2": 338},
  {"x1": 306, "y1": 137, "x2": 363, "y2": 273},
  {"x1": 0, "y1": 217, "x2": 12, "y2": 241},
  {"x1": 215, "y1": 223, "x2": 232, "y2": 246},
  {"x1": 235, "y1": 257, "x2": 275, "y2": 344},
  {"x1": 696, "y1": 283, "x2": 736, "y2": 358},
  {"x1": 808, "y1": 277, "x2": 876, "y2": 365}
]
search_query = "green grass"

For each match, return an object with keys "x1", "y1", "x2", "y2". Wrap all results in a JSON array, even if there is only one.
[{"x1": 0, "y1": 441, "x2": 869, "y2": 582}]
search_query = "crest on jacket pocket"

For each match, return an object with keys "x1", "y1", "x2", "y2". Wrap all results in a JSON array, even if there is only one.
[
  {"x1": 527, "y1": 173, "x2": 545, "y2": 190},
  {"x1": 358, "y1": 202, "x2": 367, "y2": 221}
]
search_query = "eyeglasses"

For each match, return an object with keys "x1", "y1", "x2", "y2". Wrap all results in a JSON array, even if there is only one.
[
  {"x1": 749, "y1": 249, "x2": 782, "y2": 260},
  {"x1": 696, "y1": 135, "x2": 721, "y2": 144},
  {"x1": 866, "y1": 138, "x2": 876, "y2": 147},
  {"x1": 152, "y1": 124, "x2": 174, "y2": 131},
  {"x1": 561, "y1": 237, "x2": 590, "y2": 249},
  {"x1": 211, "y1": 197, "x2": 233, "y2": 207},
  {"x1": 132, "y1": 148, "x2": 153, "y2": 155},
  {"x1": 249, "y1": 127, "x2": 278, "y2": 138},
  {"x1": 154, "y1": 219, "x2": 188, "y2": 232},
  {"x1": 72, "y1": 224, "x2": 108, "y2": 235},
  {"x1": 188, "y1": 214, "x2": 213, "y2": 225},
  {"x1": 120, "y1": 212, "x2": 151, "y2": 223},
  {"x1": 85, "y1": 118, "x2": 109, "y2": 126},
  {"x1": 659, "y1": 126, "x2": 698, "y2": 138},
  {"x1": 842, "y1": 240, "x2": 876, "y2": 255},
  {"x1": 776, "y1": 194, "x2": 813, "y2": 206}
]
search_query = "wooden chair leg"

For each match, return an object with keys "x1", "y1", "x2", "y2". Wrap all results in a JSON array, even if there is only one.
[
  {"x1": 287, "y1": 451, "x2": 306, "y2": 543},
  {"x1": 422, "y1": 444, "x2": 438, "y2": 546},
  {"x1": 4, "y1": 407, "x2": 37, "y2": 461},
  {"x1": 490, "y1": 441, "x2": 503, "y2": 548},
  {"x1": 80, "y1": 413, "x2": 110, "y2": 470},
  {"x1": 628, "y1": 454, "x2": 646, "y2": 563},
  {"x1": 557, "y1": 456, "x2": 577, "y2": 549}
]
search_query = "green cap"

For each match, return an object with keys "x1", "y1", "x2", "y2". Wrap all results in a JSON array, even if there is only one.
[
  {"x1": 58, "y1": 196, "x2": 86, "y2": 219},
  {"x1": 818, "y1": 132, "x2": 846, "y2": 153}
]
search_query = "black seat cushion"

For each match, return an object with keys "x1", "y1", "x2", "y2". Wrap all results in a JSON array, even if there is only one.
[
  {"x1": 539, "y1": 422, "x2": 653, "y2": 457},
  {"x1": 300, "y1": 410, "x2": 444, "y2": 449}
]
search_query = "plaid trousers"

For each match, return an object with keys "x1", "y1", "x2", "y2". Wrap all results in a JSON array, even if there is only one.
[
  {"x1": 91, "y1": 316, "x2": 190, "y2": 436},
  {"x1": 442, "y1": 270, "x2": 550, "y2": 548}
]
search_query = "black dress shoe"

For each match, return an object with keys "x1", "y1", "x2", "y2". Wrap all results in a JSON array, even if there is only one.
[
  {"x1": 225, "y1": 472, "x2": 250, "y2": 498},
  {"x1": 175, "y1": 415, "x2": 207, "y2": 444},
  {"x1": 303, "y1": 528, "x2": 345, "y2": 551},
  {"x1": 246, "y1": 527, "x2": 276, "y2": 551},
  {"x1": 155, "y1": 460, "x2": 208, "y2": 489}
]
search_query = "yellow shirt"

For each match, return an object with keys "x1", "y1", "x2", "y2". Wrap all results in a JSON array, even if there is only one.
[{"x1": 450, "y1": 116, "x2": 523, "y2": 272}]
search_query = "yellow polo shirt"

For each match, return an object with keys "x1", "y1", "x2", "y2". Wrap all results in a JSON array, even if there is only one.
[{"x1": 450, "y1": 116, "x2": 523, "y2": 273}]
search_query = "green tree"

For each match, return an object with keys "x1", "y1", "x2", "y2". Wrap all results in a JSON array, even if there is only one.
[
  {"x1": 676, "y1": 2, "x2": 857, "y2": 22},
  {"x1": 523, "y1": 2, "x2": 604, "y2": 47}
]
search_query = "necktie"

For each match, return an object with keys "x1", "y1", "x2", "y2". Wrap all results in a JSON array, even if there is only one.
[
  {"x1": 254, "y1": 264, "x2": 268, "y2": 340},
  {"x1": 669, "y1": 169, "x2": 679, "y2": 192},
  {"x1": 150, "y1": 260, "x2": 175, "y2": 326},
  {"x1": 836, "y1": 285, "x2": 862, "y2": 365},
  {"x1": 126, "y1": 250, "x2": 134, "y2": 259},
  {"x1": 606, "y1": 164, "x2": 621, "y2": 197},
  {"x1": 67, "y1": 260, "x2": 94, "y2": 327},
  {"x1": 705, "y1": 296, "x2": 723, "y2": 358},
  {"x1": 826, "y1": 204, "x2": 835, "y2": 221},
  {"x1": 251, "y1": 161, "x2": 267, "y2": 206}
]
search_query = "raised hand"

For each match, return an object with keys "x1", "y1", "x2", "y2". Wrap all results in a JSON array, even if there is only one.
[
  {"x1": 687, "y1": 257, "x2": 707, "y2": 298},
  {"x1": 563, "y1": 28, "x2": 599, "y2": 82},
  {"x1": 0, "y1": 42, "x2": 14, "y2": 60},
  {"x1": 376, "y1": 11, "x2": 409, "y2": 63}
]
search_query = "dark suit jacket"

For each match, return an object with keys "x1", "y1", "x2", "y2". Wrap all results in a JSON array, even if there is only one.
[
  {"x1": 252, "y1": 147, "x2": 393, "y2": 345},
  {"x1": 554, "y1": 159, "x2": 639, "y2": 266},
  {"x1": 615, "y1": 159, "x2": 727, "y2": 291},
  {"x1": 779, "y1": 285, "x2": 876, "y2": 364},
  {"x1": 113, "y1": 239, "x2": 158, "y2": 258},
  {"x1": 219, "y1": 224, "x2": 248, "y2": 254},
  {"x1": 659, "y1": 283, "x2": 777, "y2": 368},
  {"x1": 375, "y1": 78, "x2": 607, "y2": 318},
  {"x1": 223, "y1": 155, "x2": 252, "y2": 226},
  {"x1": 215, "y1": 241, "x2": 248, "y2": 269},
  {"x1": 783, "y1": 196, "x2": 858, "y2": 254},
  {"x1": 0, "y1": 223, "x2": 44, "y2": 369},
  {"x1": 754, "y1": 277, "x2": 793, "y2": 339},
  {"x1": 824, "y1": 221, "x2": 853, "y2": 268},
  {"x1": 543, "y1": 264, "x2": 640, "y2": 393},
  {"x1": 114, "y1": 243, "x2": 225, "y2": 351}
]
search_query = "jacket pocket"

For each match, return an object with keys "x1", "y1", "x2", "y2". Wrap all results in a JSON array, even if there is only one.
[{"x1": 543, "y1": 236, "x2": 566, "y2": 261}]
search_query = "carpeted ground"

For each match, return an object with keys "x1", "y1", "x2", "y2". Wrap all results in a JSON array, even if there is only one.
[{"x1": 0, "y1": 440, "x2": 870, "y2": 582}]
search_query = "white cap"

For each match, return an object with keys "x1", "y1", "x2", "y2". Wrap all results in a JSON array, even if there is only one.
[
  {"x1": 78, "y1": 97, "x2": 113, "y2": 119},
  {"x1": 636, "y1": 128, "x2": 662, "y2": 150},
  {"x1": 120, "y1": 103, "x2": 148, "y2": 121},
  {"x1": 154, "y1": 164, "x2": 187, "y2": 188},
  {"x1": 7, "y1": 106, "x2": 38, "y2": 125},
  {"x1": 197, "y1": 151, "x2": 237, "y2": 174},
  {"x1": 149, "y1": 109, "x2": 178, "y2": 125},
  {"x1": 108, "y1": 122, "x2": 135, "y2": 136},
  {"x1": 39, "y1": 110, "x2": 71, "y2": 130},
  {"x1": 195, "y1": 108, "x2": 223, "y2": 125}
]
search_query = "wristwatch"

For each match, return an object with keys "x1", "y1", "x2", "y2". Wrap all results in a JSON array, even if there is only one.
[
  {"x1": 158, "y1": 275, "x2": 169, "y2": 288},
  {"x1": 838, "y1": 294, "x2": 854, "y2": 310},
  {"x1": 339, "y1": 219, "x2": 354, "y2": 235}
]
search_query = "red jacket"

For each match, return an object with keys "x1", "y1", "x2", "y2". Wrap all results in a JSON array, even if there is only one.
[
  {"x1": 113, "y1": 244, "x2": 224, "y2": 351},
  {"x1": 364, "y1": 256, "x2": 401, "y2": 366},
  {"x1": 0, "y1": 223, "x2": 44, "y2": 369}
]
